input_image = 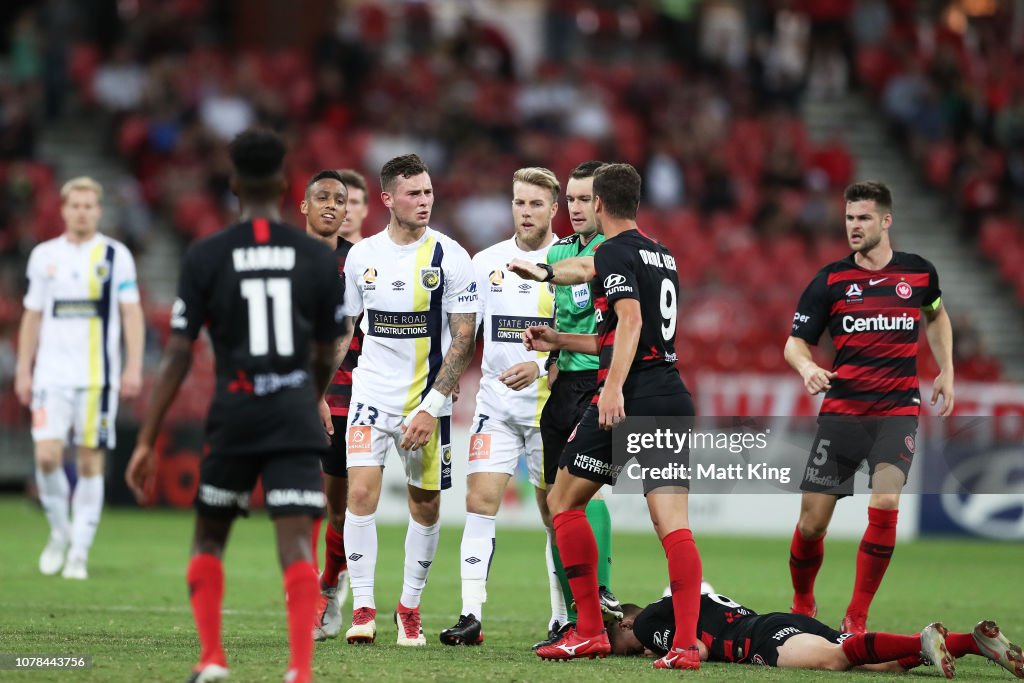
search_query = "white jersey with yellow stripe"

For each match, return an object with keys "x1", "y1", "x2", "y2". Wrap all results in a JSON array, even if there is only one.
[
  {"x1": 473, "y1": 236, "x2": 554, "y2": 428},
  {"x1": 342, "y1": 227, "x2": 477, "y2": 417},
  {"x1": 23, "y1": 233, "x2": 140, "y2": 389}
]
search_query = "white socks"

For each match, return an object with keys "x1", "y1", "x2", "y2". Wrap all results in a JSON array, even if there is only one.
[
  {"x1": 400, "y1": 517, "x2": 440, "y2": 609},
  {"x1": 344, "y1": 510, "x2": 378, "y2": 610},
  {"x1": 35, "y1": 467, "x2": 70, "y2": 542},
  {"x1": 69, "y1": 475, "x2": 104, "y2": 560},
  {"x1": 546, "y1": 527, "x2": 567, "y2": 629},
  {"x1": 459, "y1": 512, "x2": 496, "y2": 619}
]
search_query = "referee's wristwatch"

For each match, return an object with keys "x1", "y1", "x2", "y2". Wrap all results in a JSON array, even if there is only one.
[{"x1": 536, "y1": 262, "x2": 555, "y2": 282}]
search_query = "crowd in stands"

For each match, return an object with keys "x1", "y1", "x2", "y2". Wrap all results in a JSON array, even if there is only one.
[{"x1": 0, "y1": 0, "x2": 1013, "y2": 431}]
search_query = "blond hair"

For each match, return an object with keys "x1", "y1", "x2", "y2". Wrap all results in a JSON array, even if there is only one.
[
  {"x1": 60, "y1": 176, "x2": 103, "y2": 203},
  {"x1": 513, "y1": 167, "x2": 560, "y2": 203}
]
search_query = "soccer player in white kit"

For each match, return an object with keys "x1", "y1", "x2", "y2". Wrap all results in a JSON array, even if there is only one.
[
  {"x1": 340, "y1": 154, "x2": 478, "y2": 646},
  {"x1": 15, "y1": 176, "x2": 144, "y2": 580},
  {"x1": 439, "y1": 167, "x2": 560, "y2": 646}
]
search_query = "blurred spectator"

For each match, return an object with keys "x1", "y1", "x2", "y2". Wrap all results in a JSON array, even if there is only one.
[{"x1": 92, "y1": 42, "x2": 147, "y2": 112}]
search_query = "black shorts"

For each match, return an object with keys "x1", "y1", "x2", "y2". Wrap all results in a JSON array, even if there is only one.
[
  {"x1": 800, "y1": 416, "x2": 918, "y2": 497},
  {"x1": 540, "y1": 370, "x2": 599, "y2": 485},
  {"x1": 745, "y1": 613, "x2": 847, "y2": 667},
  {"x1": 562, "y1": 390, "x2": 695, "y2": 494},
  {"x1": 195, "y1": 450, "x2": 325, "y2": 520},
  {"x1": 319, "y1": 415, "x2": 349, "y2": 477}
]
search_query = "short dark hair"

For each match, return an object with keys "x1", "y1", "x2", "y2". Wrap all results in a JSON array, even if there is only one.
[
  {"x1": 380, "y1": 154, "x2": 429, "y2": 193},
  {"x1": 570, "y1": 160, "x2": 606, "y2": 180},
  {"x1": 844, "y1": 180, "x2": 893, "y2": 213},
  {"x1": 228, "y1": 128, "x2": 287, "y2": 181},
  {"x1": 338, "y1": 169, "x2": 369, "y2": 197},
  {"x1": 305, "y1": 169, "x2": 345, "y2": 198},
  {"x1": 593, "y1": 163, "x2": 642, "y2": 219}
]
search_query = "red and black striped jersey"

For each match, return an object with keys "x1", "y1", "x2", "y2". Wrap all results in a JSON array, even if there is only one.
[
  {"x1": 790, "y1": 251, "x2": 942, "y2": 416},
  {"x1": 592, "y1": 229, "x2": 687, "y2": 400},
  {"x1": 326, "y1": 238, "x2": 363, "y2": 417},
  {"x1": 633, "y1": 593, "x2": 758, "y2": 662}
]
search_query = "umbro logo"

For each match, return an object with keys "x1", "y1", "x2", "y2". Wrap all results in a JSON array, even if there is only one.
[
  {"x1": 392, "y1": 280, "x2": 406, "y2": 290},
  {"x1": 348, "y1": 553, "x2": 363, "y2": 561},
  {"x1": 465, "y1": 557, "x2": 481, "y2": 564},
  {"x1": 417, "y1": 560, "x2": 432, "y2": 569}
]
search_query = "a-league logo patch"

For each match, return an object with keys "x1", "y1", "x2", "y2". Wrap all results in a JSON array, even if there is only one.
[
  {"x1": 469, "y1": 434, "x2": 491, "y2": 462},
  {"x1": 347, "y1": 425, "x2": 372, "y2": 454},
  {"x1": 420, "y1": 267, "x2": 441, "y2": 291},
  {"x1": 905, "y1": 435, "x2": 916, "y2": 453}
]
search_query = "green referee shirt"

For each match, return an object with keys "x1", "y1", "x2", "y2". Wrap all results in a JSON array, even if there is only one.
[{"x1": 547, "y1": 233, "x2": 605, "y2": 372}]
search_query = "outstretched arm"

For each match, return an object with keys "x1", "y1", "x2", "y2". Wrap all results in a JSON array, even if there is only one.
[
  {"x1": 400, "y1": 312, "x2": 477, "y2": 450},
  {"x1": 509, "y1": 256, "x2": 596, "y2": 285},
  {"x1": 924, "y1": 303, "x2": 954, "y2": 417},
  {"x1": 125, "y1": 334, "x2": 193, "y2": 502}
]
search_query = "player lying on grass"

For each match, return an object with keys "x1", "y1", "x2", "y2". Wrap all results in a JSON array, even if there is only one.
[{"x1": 606, "y1": 591, "x2": 1023, "y2": 679}]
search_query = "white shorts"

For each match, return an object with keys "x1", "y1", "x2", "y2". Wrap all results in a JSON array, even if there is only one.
[
  {"x1": 346, "y1": 397, "x2": 452, "y2": 491},
  {"x1": 31, "y1": 385, "x2": 118, "y2": 449},
  {"x1": 467, "y1": 414, "x2": 544, "y2": 488}
]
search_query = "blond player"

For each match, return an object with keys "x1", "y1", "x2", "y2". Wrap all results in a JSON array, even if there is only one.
[{"x1": 15, "y1": 176, "x2": 144, "y2": 580}]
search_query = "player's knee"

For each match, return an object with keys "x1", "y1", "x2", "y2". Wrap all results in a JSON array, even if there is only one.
[
  {"x1": 465, "y1": 488, "x2": 500, "y2": 516},
  {"x1": 869, "y1": 493, "x2": 900, "y2": 511},
  {"x1": 346, "y1": 484, "x2": 379, "y2": 514},
  {"x1": 797, "y1": 516, "x2": 828, "y2": 539},
  {"x1": 327, "y1": 510, "x2": 346, "y2": 533}
]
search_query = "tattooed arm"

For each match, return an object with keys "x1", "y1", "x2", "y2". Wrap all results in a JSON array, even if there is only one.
[{"x1": 399, "y1": 312, "x2": 478, "y2": 450}]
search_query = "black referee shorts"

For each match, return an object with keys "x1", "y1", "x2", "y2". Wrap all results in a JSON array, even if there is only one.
[
  {"x1": 319, "y1": 414, "x2": 349, "y2": 477},
  {"x1": 540, "y1": 370, "x2": 599, "y2": 486}
]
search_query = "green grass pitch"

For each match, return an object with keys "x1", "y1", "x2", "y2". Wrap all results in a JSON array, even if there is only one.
[{"x1": 0, "y1": 496, "x2": 1020, "y2": 682}]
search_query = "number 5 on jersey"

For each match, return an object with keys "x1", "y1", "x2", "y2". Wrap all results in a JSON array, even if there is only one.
[{"x1": 240, "y1": 277, "x2": 293, "y2": 356}]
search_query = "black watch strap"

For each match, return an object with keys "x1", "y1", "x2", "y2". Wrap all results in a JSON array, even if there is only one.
[{"x1": 537, "y1": 262, "x2": 555, "y2": 282}]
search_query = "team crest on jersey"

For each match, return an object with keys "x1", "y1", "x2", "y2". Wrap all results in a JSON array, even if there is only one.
[
  {"x1": 489, "y1": 269, "x2": 504, "y2": 290},
  {"x1": 442, "y1": 444, "x2": 452, "y2": 465},
  {"x1": 94, "y1": 260, "x2": 112, "y2": 282},
  {"x1": 896, "y1": 281, "x2": 913, "y2": 299},
  {"x1": 905, "y1": 435, "x2": 916, "y2": 453},
  {"x1": 420, "y1": 267, "x2": 441, "y2": 291},
  {"x1": 362, "y1": 267, "x2": 377, "y2": 291},
  {"x1": 570, "y1": 283, "x2": 590, "y2": 308}
]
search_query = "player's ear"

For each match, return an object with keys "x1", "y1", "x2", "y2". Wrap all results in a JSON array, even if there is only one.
[
  {"x1": 381, "y1": 191, "x2": 393, "y2": 209},
  {"x1": 299, "y1": 198, "x2": 309, "y2": 216}
]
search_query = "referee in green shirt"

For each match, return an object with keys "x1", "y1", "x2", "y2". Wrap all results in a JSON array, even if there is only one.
[{"x1": 533, "y1": 161, "x2": 618, "y2": 649}]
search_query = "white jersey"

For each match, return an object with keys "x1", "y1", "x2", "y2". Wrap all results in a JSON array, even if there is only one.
[
  {"x1": 473, "y1": 237, "x2": 554, "y2": 427},
  {"x1": 23, "y1": 233, "x2": 139, "y2": 389},
  {"x1": 343, "y1": 227, "x2": 477, "y2": 417}
]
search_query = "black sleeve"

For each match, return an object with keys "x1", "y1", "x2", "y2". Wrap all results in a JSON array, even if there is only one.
[
  {"x1": 922, "y1": 258, "x2": 942, "y2": 311},
  {"x1": 170, "y1": 243, "x2": 209, "y2": 341},
  {"x1": 313, "y1": 247, "x2": 345, "y2": 343},
  {"x1": 594, "y1": 241, "x2": 640, "y2": 305},
  {"x1": 790, "y1": 268, "x2": 830, "y2": 344},
  {"x1": 632, "y1": 597, "x2": 675, "y2": 656}
]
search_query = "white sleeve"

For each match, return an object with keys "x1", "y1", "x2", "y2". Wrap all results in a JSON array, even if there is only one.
[
  {"x1": 22, "y1": 247, "x2": 46, "y2": 311},
  {"x1": 444, "y1": 243, "x2": 479, "y2": 314},
  {"x1": 342, "y1": 250, "x2": 364, "y2": 317},
  {"x1": 114, "y1": 244, "x2": 141, "y2": 304},
  {"x1": 471, "y1": 254, "x2": 488, "y2": 322}
]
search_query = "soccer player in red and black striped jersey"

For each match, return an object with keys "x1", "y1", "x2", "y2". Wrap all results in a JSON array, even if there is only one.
[
  {"x1": 300, "y1": 168, "x2": 371, "y2": 641},
  {"x1": 126, "y1": 128, "x2": 350, "y2": 683},
  {"x1": 785, "y1": 181, "x2": 955, "y2": 635},
  {"x1": 513, "y1": 164, "x2": 703, "y2": 670}
]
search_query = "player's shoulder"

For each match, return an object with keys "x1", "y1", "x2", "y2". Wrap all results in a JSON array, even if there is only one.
[
  {"x1": 553, "y1": 233, "x2": 580, "y2": 247},
  {"x1": 892, "y1": 251, "x2": 936, "y2": 272},
  {"x1": 473, "y1": 237, "x2": 514, "y2": 263}
]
